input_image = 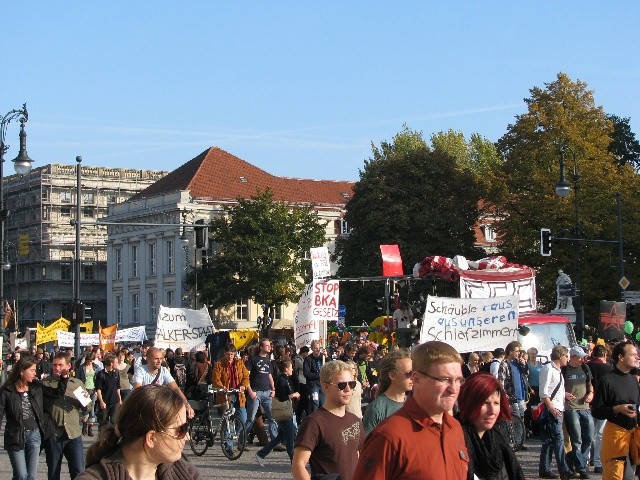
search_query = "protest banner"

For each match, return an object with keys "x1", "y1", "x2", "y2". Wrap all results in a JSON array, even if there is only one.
[
  {"x1": 99, "y1": 324, "x2": 118, "y2": 352},
  {"x1": 598, "y1": 301, "x2": 625, "y2": 342},
  {"x1": 419, "y1": 295, "x2": 519, "y2": 353},
  {"x1": 310, "y1": 246, "x2": 331, "y2": 279},
  {"x1": 154, "y1": 305, "x2": 215, "y2": 351},
  {"x1": 294, "y1": 279, "x2": 340, "y2": 349},
  {"x1": 57, "y1": 331, "x2": 99, "y2": 348},
  {"x1": 36, "y1": 317, "x2": 71, "y2": 345},
  {"x1": 115, "y1": 326, "x2": 147, "y2": 343}
]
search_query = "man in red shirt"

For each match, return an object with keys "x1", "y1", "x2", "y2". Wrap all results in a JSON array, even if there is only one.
[{"x1": 353, "y1": 341, "x2": 469, "y2": 480}]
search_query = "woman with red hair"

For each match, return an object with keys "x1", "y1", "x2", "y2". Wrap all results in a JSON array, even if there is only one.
[{"x1": 457, "y1": 373, "x2": 525, "y2": 480}]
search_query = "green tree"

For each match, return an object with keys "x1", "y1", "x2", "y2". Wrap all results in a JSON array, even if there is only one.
[
  {"x1": 194, "y1": 190, "x2": 327, "y2": 331},
  {"x1": 608, "y1": 114, "x2": 640, "y2": 170},
  {"x1": 335, "y1": 126, "x2": 483, "y2": 323},
  {"x1": 489, "y1": 72, "x2": 640, "y2": 334}
]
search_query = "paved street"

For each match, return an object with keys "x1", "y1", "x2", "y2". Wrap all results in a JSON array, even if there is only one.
[{"x1": 0, "y1": 426, "x2": 606, "y2": 479}]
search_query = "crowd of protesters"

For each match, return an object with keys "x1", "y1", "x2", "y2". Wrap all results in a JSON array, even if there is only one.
[{"x1": 3, "y1": 331, "x2": 640, "y2": 480}]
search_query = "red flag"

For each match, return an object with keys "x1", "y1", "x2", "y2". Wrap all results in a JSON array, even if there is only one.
[{"x1": 380, "y1": 244, "x2": 403, "y2": 276}]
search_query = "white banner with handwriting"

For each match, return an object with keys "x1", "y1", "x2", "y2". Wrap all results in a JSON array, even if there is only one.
[
  {"x1": 154, "y1": 305, "x2": 215, "y2": 351},
  {"x1": 419, "y1": 295, "x2": 519, "y2": 353}
]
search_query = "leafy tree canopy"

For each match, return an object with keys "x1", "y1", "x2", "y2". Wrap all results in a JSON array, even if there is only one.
[
  {"x1": 194, "y1": 190, "x2": 327, "y2": 321},
  {"x1": 608, "y1": 114, "x2": 640, "y2": 170},
  {"x1": 335, "y1": 126, "x2": 483, "y2": 323},
  {"x1": 488, "y1": 72, "x2": 640, "y2": 330}
]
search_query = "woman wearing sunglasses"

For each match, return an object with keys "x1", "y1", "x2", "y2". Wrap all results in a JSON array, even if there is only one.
[
  {"x1": 457, "y1": 373, "x2": 525, "y2": 480},
  {"x1": 78, "y1": 384, "x2": 201, "y2": 480}
]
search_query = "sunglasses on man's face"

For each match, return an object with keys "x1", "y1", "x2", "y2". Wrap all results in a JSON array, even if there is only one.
[
  {"x1": 397, "y1": 370, "x2": 413, "y2": 379},
  {"x1": 329, "y1": 381, "x2": 357, "y2": 391},
  {"x1": 160, "y1": 422, "x2": 189, "y2": 440}
]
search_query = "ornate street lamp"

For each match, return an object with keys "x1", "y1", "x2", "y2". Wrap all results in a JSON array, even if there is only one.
[{"x1": 1, "y1": 104, "x2": 34, "y2": 336}]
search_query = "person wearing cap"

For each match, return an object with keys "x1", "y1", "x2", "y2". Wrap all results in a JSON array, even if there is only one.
[{"x1": 561, "y1": 346, "x2": 594, "y2": 478}]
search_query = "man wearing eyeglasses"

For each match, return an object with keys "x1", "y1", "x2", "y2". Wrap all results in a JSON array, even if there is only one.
[
  {"x1": 292, "y1": 360, "x2": 364, "y2": 480},
  {"x1": 353, "y1": 341, "x2": 469, "y2": 480}
]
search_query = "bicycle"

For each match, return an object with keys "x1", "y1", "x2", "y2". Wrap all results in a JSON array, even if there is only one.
[
  {"x1": 188, "y1": 387, "x2": 246, "y2": 460},
  {"x1": 496, "y1": 415, "x2": 526, "y2": 452}
]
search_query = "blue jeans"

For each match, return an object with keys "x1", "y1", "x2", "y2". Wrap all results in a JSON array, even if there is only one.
[
  {"x1": 223, "y1": 394, "x2": 247, "y2": 450},
  {"x1": 8, "y1": 428, "x2": 41, "y2": 480},
  {"x1": 257, "y1": 416, "x2": 297, "y2": 461},
  {"x1": 308, "y1": 383, "x2": 325, "y2": 413},
  {"x1": 592, "y1": 418, "x2": 606, "y2": 468},
  {"x1": 245, "y1": 390, "x2": 278, "y2": 440},
  {"x1": 44, "y1": 432, "x2": 84, "y2": 480},
  {"x1": 539, "y1": 414, "x2": 570, "y2": 476},
  {"x1": 564, "y1": 409, "x2": 595, "y2": 473}
]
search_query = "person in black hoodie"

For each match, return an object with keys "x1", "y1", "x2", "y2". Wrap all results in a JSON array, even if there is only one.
[
  {"x1": 457, "y1": 372, "x2": 525, "y2": 480},
  {"x1": 302, "y1": 340, "x2": 325, "y2": 412},
  {"x1": 0, "y1": 355, "x2": 66, "y2": 480}
]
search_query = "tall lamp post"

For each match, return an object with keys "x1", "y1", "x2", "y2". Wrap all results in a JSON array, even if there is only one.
[
  {"x1": 0, "y1": 104, "x2": 34, "y2": 338},
  {"x1": 555, "y1": 144, "x2": 584, "y2": 339}
]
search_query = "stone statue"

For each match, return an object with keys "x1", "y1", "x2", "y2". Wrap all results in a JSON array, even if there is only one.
[{"x1": 555, "y1": 269, "x2": 574, "y2": 310}]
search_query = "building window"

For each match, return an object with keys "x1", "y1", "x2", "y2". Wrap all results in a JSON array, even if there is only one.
[
  {"x1": 115, "y1": 295, "x2": 122, "y2": 324},
  {"x1": 273, "y1": 305, "x2": 283, "y2": 320},
  {"x1": 106, "y1": 194, "x2": 117, "y2": 204},
  {"x1": 115, "y1": 248, "x2": 122, "y2": 279},
  {"x1": 340, "y1": 219, "x2": 352, "y2": 235},
  {"x1": 42, "y1": 189, "x2": 50, "y2": 201},
  {"x1": 166, "y1": 240, "x2": 174, "y2": 274},
  {"x1": 132, "y1": 293, "x2": 139, "y2": 324},
  {"x1": 61, "y1": 261, "x2": 72, "y2": 281},
  {"x1": 148, "y1": 242, "x2": 156, "y2": 276},
  {"x1": 60, "y1": 191, "x2": 72, "y2": 203},
  {"x1": 83, "y1": 265, "x2": 94, "y2": 281},
  {"x1": 483, "y1": 225, "x2": 496, "y2": 242},
  {"x1": 166, "y1": 290, "x2": 174, "y2": 307},
  {"x1": 235, "y1": 298, "x2": 248, "y2": 321},
  {"x1": 83, "y1": 207, "x2": 94, "y2": 218},
  {"x1": 149, "y1": 291, "x2": 157, "y2": 323},
  {"x1": 82, "y1": 192, "x2": 95, "y2": 204},
  {"x1": 131, "y1": 245, "x2": 139, "y2": 277},
  {"x1": 61, "y1": 207, "x2": 71, "y2": 218},
  {"x1": 42, "y1": 206, "x2": 50, "y2": 220}
]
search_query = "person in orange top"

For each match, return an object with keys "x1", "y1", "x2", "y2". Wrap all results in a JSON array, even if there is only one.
[
  {"x1": 353, "y1": 341, "x2": 469, "y2": 480},
  {"x1": 211, "y1": 343, "x2": 250, "y2": 428}
]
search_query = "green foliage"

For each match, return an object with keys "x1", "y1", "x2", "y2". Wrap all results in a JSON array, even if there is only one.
[
  {"x1": 193, "y1": 190, "x2": 327, "y2": 315},
  {"x1": 608, "y1": 115, "x2": 640, "y2": 170},
  {"x1": 489, "y1": 72, "x2": 640, "y2": 327},
  {"x1": 335, "y1": 126, "x2": 483, "y2": 323}
]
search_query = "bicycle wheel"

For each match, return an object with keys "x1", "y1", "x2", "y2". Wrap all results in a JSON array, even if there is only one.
[
  {"x1": 189, "y1": 414, "x2": 212, "y2": 456},
  {"x1": 220, "y1": 415, "x2": 246, "y2": 460}
]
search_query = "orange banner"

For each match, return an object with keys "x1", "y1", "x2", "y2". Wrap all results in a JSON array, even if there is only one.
[{"x1": 99, "y1": 324, "x2": 118, "y2": 352}]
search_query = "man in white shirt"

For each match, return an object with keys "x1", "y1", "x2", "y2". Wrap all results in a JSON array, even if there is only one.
[
  {"x1": 393, "y1": 302, "x2": 414, "y2": 348},
  {"x1": 538, "y1": 344, "x2": 572, "y2": 479},
  {"x1": 132, "y1": 347, "x2": 194, "y2": 418}
]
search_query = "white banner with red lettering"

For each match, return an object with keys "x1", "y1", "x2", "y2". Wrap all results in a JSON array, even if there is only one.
[{"x1": 294, "y1": 280, "x2": 339, "y2": 349}]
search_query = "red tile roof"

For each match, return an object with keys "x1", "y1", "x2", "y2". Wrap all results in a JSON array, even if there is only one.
[{"x1": 133, "y1": 147, "x2": 354, "y2": 206}]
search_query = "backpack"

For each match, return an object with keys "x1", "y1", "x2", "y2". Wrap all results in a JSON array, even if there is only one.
[{"x1": 174, "y1": 362, "x2": 187, "y2": 387}]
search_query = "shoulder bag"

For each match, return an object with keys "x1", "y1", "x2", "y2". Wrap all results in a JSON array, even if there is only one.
[{"x1": 271, "y1": 396, "x2": 293, "y2": 421}]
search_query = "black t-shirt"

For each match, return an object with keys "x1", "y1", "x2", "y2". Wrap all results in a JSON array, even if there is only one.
[
  {"x1": 245, "y1": 355, "x2": 272, "y2": 391},
  {"x1": 95, "y1": 369, "x2": 121, "y2": 405}
]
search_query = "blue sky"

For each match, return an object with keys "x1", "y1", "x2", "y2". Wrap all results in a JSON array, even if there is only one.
[{"x1": 2, "y1": 3, "x2": 638, "y2": 182}]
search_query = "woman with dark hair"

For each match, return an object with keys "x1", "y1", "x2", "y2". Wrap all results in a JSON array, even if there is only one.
[
  {"x1": 255, "y1": 357, "x2": 300, "y2": 465},
  {"x1": 457, "y1": 372, "x2": 525, "y2": 480},
  {"x1": 78, "y1": 384, "x2": 201, "y2": 480},
  {"x1": 0, "y1": 356, "x2": 64, "y2": 480}
]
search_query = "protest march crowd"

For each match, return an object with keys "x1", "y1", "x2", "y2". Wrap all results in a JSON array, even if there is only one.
[{"x1": 2, "y1": 320, "x2": 640, "y2": 480}]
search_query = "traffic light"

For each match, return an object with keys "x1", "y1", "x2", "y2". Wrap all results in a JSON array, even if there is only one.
[
  {"x1": 194, "y1": 219, "x2": 209, "y2": 250},
  {"x1": 70, "y1": 302, "x2": 85, "y2": 327},
  {"x1": 540, "y1": 228, "x2": 552, "y2": 256}
]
